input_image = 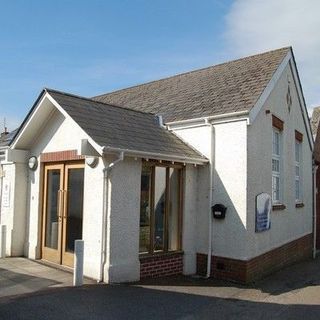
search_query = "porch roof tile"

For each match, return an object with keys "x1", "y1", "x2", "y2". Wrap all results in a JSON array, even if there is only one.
[{"x1": 47, "y1": 89, "x2": 207, "y2": 162}]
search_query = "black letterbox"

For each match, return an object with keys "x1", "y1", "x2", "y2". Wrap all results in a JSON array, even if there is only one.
[{"x1": 211, "y1": 204, "x2": 227, "y2": 220}]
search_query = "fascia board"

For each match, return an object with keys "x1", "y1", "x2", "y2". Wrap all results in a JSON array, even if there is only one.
[
  {"x1": 45, "y1": 93, "x2": 104, "y2": 156},
  {"x1": 249, "y1": 52, "x2": 291, "y2": 124}
]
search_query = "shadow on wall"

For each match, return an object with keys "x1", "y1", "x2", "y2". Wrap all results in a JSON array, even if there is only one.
[
  {"x1": 209, "y1": 168, "x2": 248, "y2": 256},
  {"x1": 0, "y1": 279, "x2": 319, "y2": 320}
]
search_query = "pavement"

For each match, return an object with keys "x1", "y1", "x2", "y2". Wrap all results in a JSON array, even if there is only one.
[
  {"x1": 0, "y1": 257, "x2": 319, "y2": 319},
  {"x1": 0, "y1": 257, "x2": 95, "y2": 298}
]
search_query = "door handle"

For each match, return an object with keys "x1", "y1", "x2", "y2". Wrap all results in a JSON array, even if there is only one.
[
  {"x1": 63, "y1": 190, "x2": 68, "y2": 220},
  {"x1": 57, "y1": 190, "x2": 63, "y2": 222}
]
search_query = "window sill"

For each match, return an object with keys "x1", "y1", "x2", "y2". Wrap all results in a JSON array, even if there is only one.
[
  {"x1": 295, "y1": 202, "x2": 304, "y2": 208},
  {"x1": 272, "y1": 204, "x2": 286, "y2": 211},
  {"x1": 139, "y1": 250, "x2": 184, "y2": 260}
]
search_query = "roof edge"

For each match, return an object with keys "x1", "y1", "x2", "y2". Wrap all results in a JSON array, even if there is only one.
[
  {"x1": 103, "y1": 146, "x2": 209, "y2": 165},
  {"x1": 45, "y1": 87, "x2": 154, "y2": 117}
]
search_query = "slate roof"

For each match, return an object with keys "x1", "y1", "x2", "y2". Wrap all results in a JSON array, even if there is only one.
[
  {"x1": 0, "y1": 129, "x2": 18, "y2": 148},
  {"x1": 47, "y1": 89, "x2": 206, "y2": 162},
  {"x1": 93, "y1": 47, "x2": 291, "y2": 123}
]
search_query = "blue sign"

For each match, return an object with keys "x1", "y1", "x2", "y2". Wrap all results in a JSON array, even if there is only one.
[{"x1": 255, "y1": 193, "x2": 271, "y2": 232}]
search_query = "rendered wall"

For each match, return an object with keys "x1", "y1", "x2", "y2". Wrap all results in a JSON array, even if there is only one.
[
  {"x1": 247, "y1": 63, "x2": 313, "y2": 259},
  {"x1": 0, "y1": 161, "x2": 27, "y2": 256},
  {"x1": 182, "y1": 164, "x2": 198, "y2": 274},
  {"x1": 25, "y1": 109, "x2": 105, "y2": 279},
  {"x1": 212, "y1": 120, "x2": 248, "y2": 259},
  {"x1": 105, "y1": 157, "x2": 142, "y2": 283},
  {"x1": 173, "y1": 121, "x2": 248, "y2": 260}
]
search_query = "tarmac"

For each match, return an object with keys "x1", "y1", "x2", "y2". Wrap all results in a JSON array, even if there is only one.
[{"x1": 0, "y1": 256, "x2": 320, "y2": 319}]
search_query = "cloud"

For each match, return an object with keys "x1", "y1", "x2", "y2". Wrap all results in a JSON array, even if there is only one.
[{"x1": 224, "y1": 0, "x2": 320, "y2": 109}]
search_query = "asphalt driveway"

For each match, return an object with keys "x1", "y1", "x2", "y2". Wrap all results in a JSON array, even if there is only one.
[{"x1": 0, "y1": 257, "x2": 320, "y2": 319}]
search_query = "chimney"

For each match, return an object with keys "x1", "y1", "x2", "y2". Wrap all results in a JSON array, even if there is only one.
[{"x1": 0, "y1": 127, "x2": 8, "y2": 138}]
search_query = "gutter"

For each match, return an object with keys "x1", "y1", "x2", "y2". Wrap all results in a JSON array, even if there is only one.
[
  {"x1": 206, "y1": 121, "x2": 215, "y2": 278},
  {"x1": 99, "y1": 151, "x2": 124, "y2": 282},
  {"x1": 166, "y1": 110, "x2": 250, "y2": 127},
  {"x1": 313, "y1": 163, "x2": 318, "y2": 259},
  {"x1": 102, "y1": 146, "x2": 208, "y2": 165}
]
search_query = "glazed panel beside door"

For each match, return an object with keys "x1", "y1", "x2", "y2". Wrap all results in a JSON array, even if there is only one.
[
  {"x1": 42, "y1": 164, "x2": 64, "y2": 264},
  {"x1": 62, "y1": 164, "x2": 85, "y2": 267}
]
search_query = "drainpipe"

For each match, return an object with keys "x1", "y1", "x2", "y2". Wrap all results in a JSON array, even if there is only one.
[
  {"x1": 98, "y1": 151, "x2": 124, "y2": 282},
  {"x1": 206, "y1": 121, "x2": 214, "y2": 278},
  {"x1": 313, "y1": 163, "x2": 318, "y2": 259}
]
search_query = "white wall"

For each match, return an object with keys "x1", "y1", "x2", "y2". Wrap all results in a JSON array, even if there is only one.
[
  {"x1": 173, "y1": 121, "x2": 248, "y2": 260},
  {"x1": 182, "y1": 164, "x2": 198, "y2": 274},
  {"x1": 105, "y1": 157, "x2": 142, "y2": 283},
  {"x1": 24, "y1": 108, "x2": 105, "y2": 279},
  {"x1": 247, "y1": 62, "x2": 313, "y2": 259},
  {"x1": 212, "y1": 120, "x2": 248, "y2": 259},
  {"x1": 173, "y1": 126, "x2": 211, "y2": 257},
  {"x1": 0, "y1": 161, "x2": 28, "y2": 256}
]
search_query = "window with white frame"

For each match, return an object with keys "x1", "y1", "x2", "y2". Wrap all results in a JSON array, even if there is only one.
[
  {"x1": 272, "y1": 128, "x2": 282, "y2": 203},
  {"x1": 295, "y1": 137, "x2": 302, "y2": 202}
]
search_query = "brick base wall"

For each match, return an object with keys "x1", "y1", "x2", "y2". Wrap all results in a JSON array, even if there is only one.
[
  {"x1": 40, "y1": 150, "x2": 84, "y2": 162},
  {"x1": 140, "y1": 252, "x2": 183, "y2": 279},
  {"x1": 197, "y1": 233, "x2": 313, "y2": 283}
]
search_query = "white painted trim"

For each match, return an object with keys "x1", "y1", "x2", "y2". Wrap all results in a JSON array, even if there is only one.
[
  {"x1": 46, "y1": 94, "x2": 104, "y2": 156},
  {"x1": 102, "y1": 146, "x2": 208, "y2": 165},
  {"x1": 170, "y1": 117, "x2": 249, "y2": 132},
  {"x1": 249, "y1": 50, "x2": 313, "y2": 150},
  {"x1": 249, "y1": 52, "x2": 291, "y2": 124},
  {"x1": 166, "y1": 110, "x2": 250, "y2": 129},
  {"x1": 288, "y1": 59, "x2": 314, "y2": 150},
  {"x1": 11, "y1": 93, "x2": 47, "y2": 149},
  {"x1": 12, "y1": 92, "x2": 104, "y2": 157}
]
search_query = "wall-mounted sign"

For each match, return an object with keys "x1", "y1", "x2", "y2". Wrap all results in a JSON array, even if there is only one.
[
  {"x1": 2, "y1": 181, "x2": 11, "y2": 208},
  {"x1": 255, "y1": 193, "x2": 271, "y2": 232}
]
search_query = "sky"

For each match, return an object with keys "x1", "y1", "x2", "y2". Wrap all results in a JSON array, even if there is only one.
[{"x1": 0, "y1": 0, "x2": 319, "y2": 131}]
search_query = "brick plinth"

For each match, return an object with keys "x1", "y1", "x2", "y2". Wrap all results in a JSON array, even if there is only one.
[
  {"x1": 140, "y1": 252, "x2": 183, "y2": 279},
  {"x1": 197, "y1": 233, "x2": 313, "y2": 283},
  {"x1": 40, "y1": 150, "x2": 84, "y2": 162}
]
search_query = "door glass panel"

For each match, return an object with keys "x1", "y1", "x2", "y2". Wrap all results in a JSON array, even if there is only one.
[
  {"x1": 154, "y1": 167, "x2": 166, "y2": 252},
  {"x1": 45, "y1": 170, "x2": 60, "y2": 249},
  {"x1": 65, "y1": 168, "x2": 84, "y2": 253},
  {"x1": 139, "y1": 165, "x2": 152, "y2": 253}
]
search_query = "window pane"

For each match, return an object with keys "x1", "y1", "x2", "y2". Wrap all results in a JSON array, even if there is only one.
[
  {"x1": 139, "y1": 166, "x2": 152, "y2": 253},
  {"x1": 65, "y1": 168, "x2": 84, "y2": 253},
  {"x1": 295, "y1": 165, "x2": 300, "y2": 177},
  {"x1": 154, "y1": 167, "x2": 166, "y2": 252},
  {"x1": 272, "y1": 176, "x2": 280, "y2": 202},
  {"x1": 45, "y1": 170, "x2": 60, "y2": 249},
  {"x1": 272, "y1": 159, "x2": 280, "y2": 172},
  {"x1": 295, "y1": 180, "x2": 300, "y2": 200},
  {"x1": 295, "y1": 141, "x2": 300, "y2": 162},
  {"x1": 273, "y1": 131, "x2": 280, "y2": 155},
  {"x1": 168, "y1": 168, "x2": 180, "y2": 251}
]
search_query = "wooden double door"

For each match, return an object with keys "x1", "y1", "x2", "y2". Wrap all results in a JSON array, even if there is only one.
[{"x1": 41, "y1": 162, "x2": 84, "y2": 267}]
